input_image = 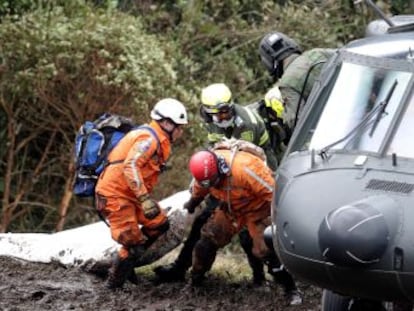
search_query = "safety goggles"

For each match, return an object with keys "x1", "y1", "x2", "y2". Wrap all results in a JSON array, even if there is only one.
[{"x1": 202, "y1": 102, "x2": 232, "y2": 114}]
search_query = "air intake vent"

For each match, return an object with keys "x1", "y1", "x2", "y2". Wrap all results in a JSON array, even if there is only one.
[{"x1": 366, "y1": 179, "x2": 414, "y2": 194}]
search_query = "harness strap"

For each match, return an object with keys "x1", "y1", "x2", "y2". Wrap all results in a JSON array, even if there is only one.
[{"x1": 224, "y1": 143, "x2": 241, "y2": 214}]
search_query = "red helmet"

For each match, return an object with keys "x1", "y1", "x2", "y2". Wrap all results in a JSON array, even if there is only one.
[{"x1": 189, "y1": 150, "x2": 219, "y2": 188}]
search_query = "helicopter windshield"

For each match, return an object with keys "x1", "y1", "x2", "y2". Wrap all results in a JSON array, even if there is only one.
[
  {"x1": 388, "y1": 92, "x2": 414, "y2": 157},
  {"x1": 292, "y1": 54, "x2": 413, "y2": 155}
]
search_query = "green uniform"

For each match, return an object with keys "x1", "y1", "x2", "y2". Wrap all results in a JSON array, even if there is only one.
[
  {"x1": 248, "y1": 100, "x2": 289, "y2": 163},
  {"x1": 278, "y1": 48, "x2": 335, "y2": 129},
  {"x1": 205, "y1": 104, "x2": 278, "y2": 171}
]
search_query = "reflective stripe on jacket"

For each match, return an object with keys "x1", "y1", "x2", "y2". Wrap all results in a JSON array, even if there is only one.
[
  {"x1": 191, "y1": 149, "x2": 275, "y2": 217},
  {"x1": 95, "y1": 120, "x2": 171, "y2": 200}
]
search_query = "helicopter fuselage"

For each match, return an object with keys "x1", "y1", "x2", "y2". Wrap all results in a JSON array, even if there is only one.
[{"x1": 272, "y1": 25, "x2": 414, "y2": 303}]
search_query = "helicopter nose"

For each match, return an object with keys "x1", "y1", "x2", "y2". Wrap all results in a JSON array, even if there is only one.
[{"x1": 318, "y1": 202, "x2": 389, "y2": 266}]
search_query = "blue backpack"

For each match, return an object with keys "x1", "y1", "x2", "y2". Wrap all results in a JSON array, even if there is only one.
[{"x1": 73, "y1": 113, "x2": 159, "y2": 197}]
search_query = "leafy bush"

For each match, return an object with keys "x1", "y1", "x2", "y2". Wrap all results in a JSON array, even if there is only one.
[
  {"x1": 0, "y1": 3, "x2": 195, "y2": 232},
  {"x1": 1, "y1": 0, "x2": 411, "y2": 231},
  {"x1": 0, "y1": 0, "x2": 36, "y2": 18},
  {"x1": 131, "y1": 0, "x2": 369, "y2": 107}
]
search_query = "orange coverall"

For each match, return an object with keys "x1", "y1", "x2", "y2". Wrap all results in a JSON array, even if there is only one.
[
  {"x1": 190, "y1": 149, "x2": 275, "y2": 273},
  {"x1": 95, "y1": 120, "x2": 170, "y2": 259}
]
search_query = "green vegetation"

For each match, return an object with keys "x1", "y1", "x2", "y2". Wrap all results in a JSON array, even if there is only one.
[{"x1": 0, "y1": 0, "x2": 411, "y2": 232}]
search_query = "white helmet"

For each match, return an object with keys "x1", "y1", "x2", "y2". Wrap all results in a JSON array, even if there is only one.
[{"x1": 150, "y1": 98, "x2": 188, "y2": 125}]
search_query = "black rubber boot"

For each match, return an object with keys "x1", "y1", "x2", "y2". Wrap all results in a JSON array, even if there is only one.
[
  {"x1": 153, "y1": 231, "x2": 197, "y2": 282},
  {"x1": 154, "y1": 199, "x2": 216, "y2": 282},
  {"x1": 238, "y1": 228, "x2": 266, "y2": 286},
  {"x1": 191, "y1": 271, "x2": 206, "y2": 287},
  {"x1": 252, "y1": 264, "x2": 266, "y2": 286},
  {"x1": 191, "y1": 238, "x2": 218, "y2": 287},
  {"x1": 127, "y1": 268, "x2": 139, "y2": 285},
  {"x1": 153, "y1": 262, "x2": 186, "y2": 282},
  {"x1": 264, "y1": 251, "x2": 302, "y2": 305},
  {"x1": 270, "y1": 265, "x2": 302, "y2": 305},
  {"x1": 106, "y1": 255, "x2": 135, "y2": 289},
  {"x1": 106, "y1": 245, "x2": 146, "y2": 289}
]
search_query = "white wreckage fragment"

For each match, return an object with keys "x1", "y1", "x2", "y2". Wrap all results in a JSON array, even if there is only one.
[{"x1": 0, "y1": 190, "x2": 191, "y2": 268}]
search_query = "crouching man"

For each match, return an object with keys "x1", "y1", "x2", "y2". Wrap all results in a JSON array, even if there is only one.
[
  {"x1": 185, "y1": 147, "x2": 302, "y2": 305},
  {"x1": 95, "y1": 98, "x2": 188, "y2": 289}
]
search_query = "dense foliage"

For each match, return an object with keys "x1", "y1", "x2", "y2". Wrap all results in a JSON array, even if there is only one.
[
  {"x1": 0, "y1": 0, "x2": 411, "y2": 232},
  {"x1": 0, "y1": 3, "x2": 194, "y2": 232}
]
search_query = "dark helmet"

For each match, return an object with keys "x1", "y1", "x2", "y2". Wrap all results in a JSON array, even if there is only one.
[{"x1": 259, "y1": 32, "x2": 302, "y2": 79}]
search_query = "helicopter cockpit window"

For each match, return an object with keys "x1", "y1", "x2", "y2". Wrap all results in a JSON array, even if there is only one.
[
  {"x1": 387, "y1": 91, "x2": 414, "y2": 158},
  {"x1": 292, "y1": 59, "x2": 412, "y2": 154}
]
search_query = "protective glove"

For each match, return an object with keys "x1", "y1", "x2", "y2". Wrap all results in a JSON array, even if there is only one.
[
  {"x1": 264, "y1": 86, "x2": 285, "y2": 119},
  {"x1": 140, "y1": 195, "x2": 161, "y2": 219},
  {"x1": 183, "y1": 196, "x2": 204, "y2": 214}
]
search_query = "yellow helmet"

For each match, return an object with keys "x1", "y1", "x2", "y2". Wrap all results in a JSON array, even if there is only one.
[
  {"x1": 201, "y1": 83, "x2": 233, "y2": 114},
  {"x1": 264, "y1": 86, "x2": 284, "y2": 118}
]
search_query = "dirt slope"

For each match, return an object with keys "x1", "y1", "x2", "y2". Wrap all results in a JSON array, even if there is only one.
[{"x1": 0, "y1": 255, "x2": 321, "y2": 311}]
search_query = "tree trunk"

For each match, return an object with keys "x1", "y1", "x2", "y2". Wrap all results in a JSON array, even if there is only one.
[
  {"x1": 0, "y1": 114, "x2": 15, "y2": 233},
  {"x1": 55, "y1": 160, "x2": 75, "y2": 232}
]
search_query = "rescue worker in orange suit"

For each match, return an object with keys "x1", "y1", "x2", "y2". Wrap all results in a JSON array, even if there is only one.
[
  {"x1": 154, "y1": 83, "x2": 276, "y2": 287},
  {"x1": 184, "y1": 149, "x2": 302, "y2": 305},
  {"x1": 95, "y1": 98, "x2": 188, "y2": 289}
]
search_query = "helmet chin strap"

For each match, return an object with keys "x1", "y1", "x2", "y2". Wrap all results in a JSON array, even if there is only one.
[
  {"x1": 216, "y1": 155, "x2": 230, "y2": 175},
  {"x1": 272, "y1": 61, "x2": 284, "y2": 80}
]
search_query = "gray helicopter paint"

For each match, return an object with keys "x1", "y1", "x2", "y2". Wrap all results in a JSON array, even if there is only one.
[
  {"x1": 275, "y1": 151, "x2": 414, "y2": 300},
  {"x1": 365, "y1": 15, "x2": 414, "y2": 36},
  {"x1": 272, "y1": 17, "x2": 414, "y2": 304}
]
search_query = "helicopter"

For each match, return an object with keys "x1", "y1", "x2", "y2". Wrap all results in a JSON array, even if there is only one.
[{"x1": 267, "y1": 1, "x2": 414, "y2": 310}]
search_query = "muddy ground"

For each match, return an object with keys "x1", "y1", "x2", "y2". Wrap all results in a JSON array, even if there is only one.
[{"x1": 0, "y1": 253, "x2": 322, "y2": 311}]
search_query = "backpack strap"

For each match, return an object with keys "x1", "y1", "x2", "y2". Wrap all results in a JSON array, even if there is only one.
[
  {"x1": 107, "y1": 125, "x2": 161, "y2": 166},
  {"x1": 214, "y1": 139, "x2": 267, "y2": 213},
  {"x1": 225, "y1": 145, "x2": 239, "y2": 212},
  {"x1": 138, "y1": 125, "x2": 161, "y2": 153}
]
